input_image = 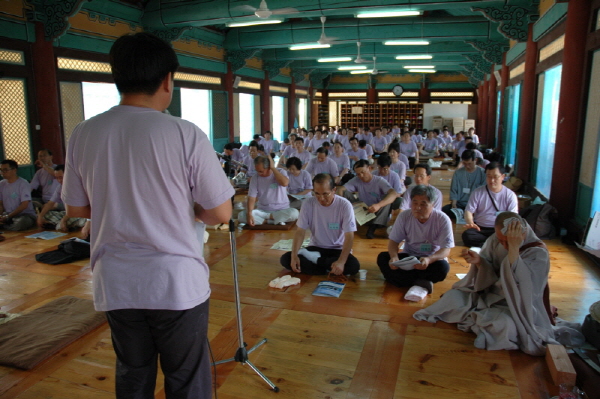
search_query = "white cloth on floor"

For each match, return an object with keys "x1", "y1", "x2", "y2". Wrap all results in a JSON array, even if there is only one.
[
  {"x1": 404, "y1": 285, "x2": 428, "y2": 302},
  {"x1": 269, "y1": 275, "x2": 301, "y2": 289}
]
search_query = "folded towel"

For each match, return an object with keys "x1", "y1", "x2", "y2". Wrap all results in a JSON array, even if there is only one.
[{"x1": 404, "y1": 285, "x2": 428, "y2": 302}]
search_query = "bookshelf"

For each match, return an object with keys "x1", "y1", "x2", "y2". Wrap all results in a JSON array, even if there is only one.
[
  {"x1": 339, "y1": 102, "x2": 424, "y2": 130},
  {"x1": 311, "y1": 101, "x2": 330, "y2": 127}
]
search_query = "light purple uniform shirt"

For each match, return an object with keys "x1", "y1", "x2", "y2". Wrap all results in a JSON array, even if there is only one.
[
  {"x1": 306, "y1": 157, "x2": 339, "y2": 178},
  {"x1": 62, "y1": 105, "x2": 234, "y2": 312},
  {"x1": 347, "y1": 149, "x2": 368, "y2": 161},
  {"x1": 344, "y1": 175, "x2": 394, "y2": 206},
  {"x1": 282, "y1": 145, "x2": 295, "y2": 158},
  {"x1": 371, "y1": 136, "x2": 388, "y2": 152},
  {"x1": 401, "y1": 184, "x2": 443, "y2": 211},
  {"x1": 0, "y1": 177, "x2": 35, "y2": 216},
  {"x1": 309, "y1": 138, "x2": 328, "y2": 154},
  {"x1": 373, "y1": 170, "x2": 404, "y2": 194},
  {"x1": 249, "y1": 168, "x2": 291, "y2": 211},
  {"x1": 291, "y1": 150, "x2": 312, "y2": 166},
  {"x1": 361, "y1": 145, "x2": 374, "y2": 157},
  {"x1": 411, "y1": 134, "x2": 423, "y2": 144},
  {"x1": 399, "y1": 141, "x2": 418, "y2": 158},
  {"x1": 30, "y1": 166, "x2": 57, "y2": 202},
  {"x1": 287, "y1": 170, "x2": 313, "y2": 194},
  {"x1": 423, "y1": 139, "x2": 439, "y2": 152},
  {"x1": 390, "y1": 160, "x2": 407, "y2": 180},
  {"x1": 262, "y1": 139, "x2": 276, "y2": 154},
  {"x1": 329, "y1": 154, "x2": 350, "y2": 175},
  {"x1": 389, "y1": 209, "x2": 454, "y2": 257},
  {"x1": 243, "y1": 155, "x2": 257, "y2": 177},
  {"x1": 50, "y1": 182, "x2": 63, "y2": 205},
  {"x1": 466, "y1": 185, "x2": 518, "y2": 228},
  {"x1": 297, "y1": 195, "x2": 356, "y2": 250}
]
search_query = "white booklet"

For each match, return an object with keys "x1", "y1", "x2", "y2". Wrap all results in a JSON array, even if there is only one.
[
  {"x1": 391, "y1": 256, "x2": 421, "y2": 271},
  {"x1": 353, "y1": 201, "x2": 376, "y2": 226}
]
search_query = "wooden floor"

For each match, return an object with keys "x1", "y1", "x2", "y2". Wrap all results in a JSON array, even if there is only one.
[{"x1": 1, "y1": 168, "x2": 599, "y2": 399}]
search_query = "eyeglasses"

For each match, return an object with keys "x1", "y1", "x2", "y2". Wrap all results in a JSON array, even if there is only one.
[
  {"x1": 313, "y1": 192, "x2": 333, "y2": 198},
  {"x1": 0, "y1": 168, "x2": 13, "y2": 172}
]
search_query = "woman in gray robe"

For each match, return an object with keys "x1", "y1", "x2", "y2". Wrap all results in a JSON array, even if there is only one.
[{"x1": 413, "y1": 212, "x2": 558, "y2": 356}]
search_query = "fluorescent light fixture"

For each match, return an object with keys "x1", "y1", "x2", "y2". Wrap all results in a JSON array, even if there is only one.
[
  {"x1": 403, "y1": 65, "x2": 435, "y2": 69},
  {"x1": 350, "y1": 69, "x2": 374, "y2": 74},
  {"x1": 409, "y1": 69, "x2": 436, "y2": 73},
  {"x1": 396, "y1": 55, "x2": 433, "y2": 60},
  {"x1": 289, "y1": 43, "x2": 331, "y2": 50},
  {"x1": 227, "y1": 20, "x2": 282, "y2": 27},
  {"x1": 357, "y1": 10, "x2": 420, "y2": 18},
  {"x1": 338, "y1": 65, "x2": 367, "y2": 70},
  {"x1": 318, "y1": 57, "x2": 352, "y2": 62},
  {"x1": 384, "y1": 40, "x2": 430, "y2": 45}
]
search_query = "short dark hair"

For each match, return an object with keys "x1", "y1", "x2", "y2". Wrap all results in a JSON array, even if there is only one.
[
  {"x1": 485, "y1": 161, "x2": 505, "y2": 174},
  {"x1": 1, "y1": 159, "x2": 18, "y2": 170},
  {"x1": 461, "y1": 149, "x2": 476, "y2": 161},
  {"x1": 358, "y1": 139, "x2": 367, "y2": 147},
  {"x1": 377, "y1": 153, "x2": 392, "y2": 168},
  {"x1": 354, "y1": 159, "x2": 370, "y2": 170},
  {"x1": 109, "y1": 32, "x2": 179, "y2": 95},
  {"x1": 316, "y1": 147, "x2": 329, "y2": 156},
  {"x1": 286, "y1": 156, "x2": 302, "y2": 170},
  {"x1": 322, "y1": 141, "x2": 330, "y2": 148},
  {"x1": 224, "y1": 143, "x2": 234, "y2": 151},
  {"x1": 414, "y1": 163, "x2": 432, "y2": 176},
  {"x1": 249, "y1": 140, "x2": 259, "y2": 149},
  {"x1": 39, "y1": 148, "x2": 53, "y2": 156},
  {"x1": 465, "y1": 142, "x2": 476, "y2": 150},
  {"x1": 388, "y1": 142, "x2": 400, "y2": 154},
  {"x1": 295, "y1": 137, "x2": 304, "y2": 143},
  {"x1": 313, "y1": 173, "x2": 335, "y2": 190},
  {"x1": 54, "y1": 164, "x2": 65, "y2": 172},
  {"x1": 349, "y1": 137, "x2": 358, "y2": 143}
]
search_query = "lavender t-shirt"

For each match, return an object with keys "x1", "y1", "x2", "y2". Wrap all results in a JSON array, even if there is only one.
[
  {"x1": 291, "y1": 150, "x2": 312, "y2": 166},
  {"x1": 329, "y1": 154, "x2": 350, "y2": 175},
  {"x1": 297, "y1": 195, "x2": 356, "y2": 250},
  {"x1": 466, "y1": 185, "x2": 518, "y2": 228},
  {"x1": 371, "y1": 136, "x2": 388, "y2": 152},
  {"x1": 62, "y1": 105, "x2": 234, "y2": 312},
  {"x1": 309, "y1": 138, "x2": 328, "y2": 153},
  {"x1": 50, "y1": 182, "x2": 63, "y2": 205},
  {"x1": 399, "y1": 141, "x2": 418, "y2": 157},
  {"x1": 288, "y1": 170, "x2": 313, "y2": 194},
  {"x1": 30, "y1": 166, "x2": 57, "y2": 202},
  {"x1": 423, "y1": 139, "x2": 439, "y2": 152},
  {"x1": 243, "y1": 155, "x2": 257, "y2": 177},
  {"x1": 389, "y1": 209, "x2": 454, "y2": 257},
  {"x1": 390, "y1": 160, "x2": 407, "y2": 181},
  {"x1": 0, "y1": 177, "x2": 35, "y2": 216},
  {"x1": 344, "y1": 175, "x2": 394, "y2": 206},
  {"x1": 249, "y1": 168, "x2": 291, "y2": 211},
  {"x1": 401, "y1": 184, "x2": 443, "y2": 211},
  {"x1": 373, "y1": 170, "x2": 404, "y2": 194},
  {"x1": 306, "y1": 157, "x2": 339, "y2": 177}
]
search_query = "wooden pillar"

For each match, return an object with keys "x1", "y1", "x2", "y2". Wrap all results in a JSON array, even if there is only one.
[
  {"x1": 479, "y1": 79, "x2": 489, "y2": 137},
  {"x1": 224, "y1": 63, "x2": 235, "y2": 142},
  {"x1": 261, "y1": 71, "x2": 271, "y2": 132},
  {"x1": 419, "y1": 83, "x2": 430, "y2": 104},
  {"x1": 515, "y1": 23, "x2": 537, "y2": 181},
  {"x1": 31, "y1": 22, "x2": 64, "y2": 163},
  {"x1": 550, "y1": 0, "x2": 591, "y2": 224},
  {"x1": 367, "y1": 87, "x2": 378, "y2": 103},
  {"x1": 486, "y1": 67, "x2": 498, "y2": 148},
  {"x1": 288, "y1": 78, "x2": 297, "y2": 132},
  {"x1": 496, "y1": 53, "x2": 509, "y2": 152}
]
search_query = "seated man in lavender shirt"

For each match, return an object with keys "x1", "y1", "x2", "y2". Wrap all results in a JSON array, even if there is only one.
[
  {"x1": 238, "y1": 155, "x2": 300, "y2": 226},
  {"x1": 420, "y1": 130, "x2": 440, "y2": 157},
  {"x1": 280, "y1": 173, "x2": 359, "y2": 275},
  {"x1": 371, "y1": 128, "x2": 389, "y2": 156},
  {"x1": 329, "y1": 142, "x2": 350, "y2": 184},
  {"x1": 290, "y1": 137, "x2": 312, "y2": 168},
  {"x1": 401, "y1": 164, "x2": 443, "y2": 212},
  {"x1": 338, "y1": 160, "x2": 398, "y2": 239},
  {"x1": 286, "y1": 157, "x2": 312, "y2": 209},
  {"x1": 241, "y1": 141, "x2": 260, "y2": 179},
  {"x1": 305, "y1": 147, "x2": 339, "y2": 181},
  {"x1": 462, "y1": 162, "x2": 518, "y2": 247},
  {"x1": 377, "y1": 185, "x2": 454, "y2": 294},
  {"x1": 30, "y1": 148, "x2": 57, "y2": 208},
  {"x1": 373, "y1": 154, "x2": 404, "y2": 210},
  {"x1": 346, "y1": 137, "x2": 368, "y2": 169},
  {"x1": 400, "y1": 131, "x2": 419, "y2": 169},
  {"x1": 0, "y1": 159, "x2": 37, "y2": 232},
  {"x1": 277, "y1": 133, "x2": 297, "y2": 167}
]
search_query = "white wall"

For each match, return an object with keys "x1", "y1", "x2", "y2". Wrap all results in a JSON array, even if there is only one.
[{"x1": 423, "y1": 104, "x2": 469, "y2": 130}]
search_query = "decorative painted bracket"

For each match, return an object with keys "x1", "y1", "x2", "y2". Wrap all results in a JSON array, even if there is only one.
[
  {"x1": 226, "y1": 49, "x2": 263, "y2": 72},
  {"x1": 292, "y1": 68, "x2": 314, "y2": 84},
  {"x1": 466, "y1": 53, "x2": 493, "y2": 76},
  {"x1": 472, "y1": 3, "x2": 539, "y2": 42},
  {"x1": 310, "y1": 72, "x2": 331, "y2": 86},
  {"x1": 25, "y1": 0, "x2": 91, "y2": 41},
  {"x1": 146, "y1": 27, "x2": 192, "y2": 43},
  {"x1": 264, "y1": 60, "x2": 293, "y2": 79},
  {"x1": 462, "y1": 64, "x2": 485, "y2": 85},
  {"x1": 466, "y1": 40, "x2": 509, "y2": 65}
]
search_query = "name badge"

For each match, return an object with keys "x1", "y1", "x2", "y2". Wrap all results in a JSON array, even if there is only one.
[
  {"x1": 328, "y1": 223, "x2": 340, "y2": 230},
  {"x1": 269, "y1": 183, "x2": 278, "y2": 189},
  {"x1": 420, "y1": 243, "x2": 432, "y2": 252},
  {"x1": 462, "y1": 188, "x2": 471, "y2": 194}
]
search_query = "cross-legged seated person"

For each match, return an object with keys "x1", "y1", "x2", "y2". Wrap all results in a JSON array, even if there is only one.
[
  {"x1": 377, "y1": 185, "x2": 454, "y2": 294},
  {"x1": 37, "y1": 165, "x2": 87, "y2": 231},
  {"x1": 338, "y1": 160, "x2": 397, "y2": 239},
  {"x1": 280, "y1": 173, "x2": 359, "y2": 275},
  {"x1": 238, "y1": 155, "x2": 299, "y2": 226},
  {"x1": 462, "y1": 162, "x2": 518, "y2": 247},
  {"x1": 305, "y1": 147, "x2": 339, "y2": 181},
  {"x1": 401, "y1": 163, "x2": 443, "y2": 212},
  {"x1": 0, "y1": 160, "x2": 37, "y2": 231},
  {"x1": 442, "y1": 150, "x2": 486, "y2": 221},
  {"x1": 286, "y1": 157, "x2": 312, "y2": 209},
  {"x1": 372, "y1": 153, "x2": 405, "y2": 210},
  {"x1": 30, "y1": 149, "x2": 57, "y2": 209}
]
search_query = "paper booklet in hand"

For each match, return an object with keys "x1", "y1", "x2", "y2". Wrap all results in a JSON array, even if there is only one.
[
  {"x1": 391, "y1": 256, "x2": 421, "y2": 271},
  {"x1": 353, "y1": 201, "x2": 376, "y2": 226}
]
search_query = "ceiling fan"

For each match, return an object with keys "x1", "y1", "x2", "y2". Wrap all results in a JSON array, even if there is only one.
[
  {"x1": 236, "y1": 0, "x2": 298, "y2": 19},
  {"x1": 371, "y1": 56, "x2": 388, "y2": 75},
  {"x1": 317, "y1": 16, "x2": 338, "y2": 45},
  {"x1": 354, "y1": 41, "x2": 369, "y2": 63}
]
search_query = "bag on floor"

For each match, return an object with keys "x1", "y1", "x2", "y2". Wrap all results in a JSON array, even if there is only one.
[
  {"x1": 35, "y1": 239, "x2": 90, "y2": 265},
  {"x1": 519, "y1": 203, "x2": 558, "y2": 239}
]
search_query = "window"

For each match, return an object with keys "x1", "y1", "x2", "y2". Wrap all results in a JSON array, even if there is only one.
[
  {"x1": 298, "y1": 98, "x2": 308, "y2": 129},
  {"x1": 82, "y1": 82, "x2": 120, "y2": 120},
  {"x1": 0, "y1": 78, "x2": 32, "y2": 164},
  {"x1": 271, "y1": 96, "x2": 284, "y2": 141},
  {"x1": 238, "y1": 93, "x2": 255, "y2": 144},
  {"x1": 534, "y1": 64, "x2": 562, "y2": 198},
  {"x1": 495, "y1": 90, "x2": 501, "y2": 149},
  {"x1": 504, "y1": 84, "x2": 520, "y2": 167},
  {"x1": 181, "y1": 88, "x2": 212, "y2": 141}
]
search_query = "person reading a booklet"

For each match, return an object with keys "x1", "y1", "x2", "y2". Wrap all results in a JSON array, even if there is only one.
[
  {"x1": 377, "y1": 185, "x2": 454, "y2": 294},
  {"x1": 442, "y1": 149, "x2": 486, "y2": 222},
  {"x1": 280, "y1": 173, "x2": 360, "y2": 275}
]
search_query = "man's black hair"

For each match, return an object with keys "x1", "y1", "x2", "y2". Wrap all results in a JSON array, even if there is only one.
[
  {"x1": 486, "y1": 162, "x2": 505, "y2": 175},
  {"x1": 377, "y1": 153, "x2": 392, "y2": 168},
  {"x1": 1, "y1": 159, "x2": 18, "y2": 170},
  {"x1": 286, "y1": 157, "x2": 302, "y2": 170},
  {"x1": 414, "y1": 163, "x2": 432, "y2": 176},
  {"x1": 465, "y1": 142, "x2": 477, "y2": 150},
  {"x1": 354, "y1": 159, "x2": 370, "y2": 170},
  {"x1": 295, "y1": 137, "x2": 304, "y2": 143},
  {"x1": 54, "y1": 164, "x2": 65, "y2": 172},
  {"x1": 316, "y1": 147, "x2": 329, "y2": 156},
  {"x1": 388, "y1": 142, "x2": 400, "y2": 154},
  {"x1": 109, "y1": 32, "x2": 179, "y2": 95},
  {"x1": 461, "y1": 149, "x2": 476, "y2": 161},
  {"x1": 224, "y1": 143, "x2": 234, "y2": 151}
]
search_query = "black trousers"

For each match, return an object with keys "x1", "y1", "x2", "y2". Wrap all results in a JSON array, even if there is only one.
[
  {"x1": 462, "y1": 225, "x2": 495, "y2": 247},
  {"x1": 280, "y1": 246, "x2": 360, "y2": 275},
  {"x1": 106, "y1": 300, "x2": 211, "y2": 399},
  {"x1": 408, "y1": 156, "x2": 416, "y2": 169},
  {"x1": 377, "y1": 252, "x2": 449, "y2": 287}
]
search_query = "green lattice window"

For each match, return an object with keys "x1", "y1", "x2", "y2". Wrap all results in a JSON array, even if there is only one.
[
  {"x1": 0, "y1": 79, "x2": 32, "y2": 165},
  {"x1": 0, "y1": 49, "x2": 24, "y2": 65}
]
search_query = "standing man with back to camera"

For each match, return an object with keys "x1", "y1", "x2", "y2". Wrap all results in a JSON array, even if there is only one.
[{"x1": 63, "y1": 32, "x2": 234, "y2": 398}]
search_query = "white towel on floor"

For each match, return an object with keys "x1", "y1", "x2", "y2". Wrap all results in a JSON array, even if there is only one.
[{"x1": 404, "y1": 285, "x2": 428, "y2": 302}]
